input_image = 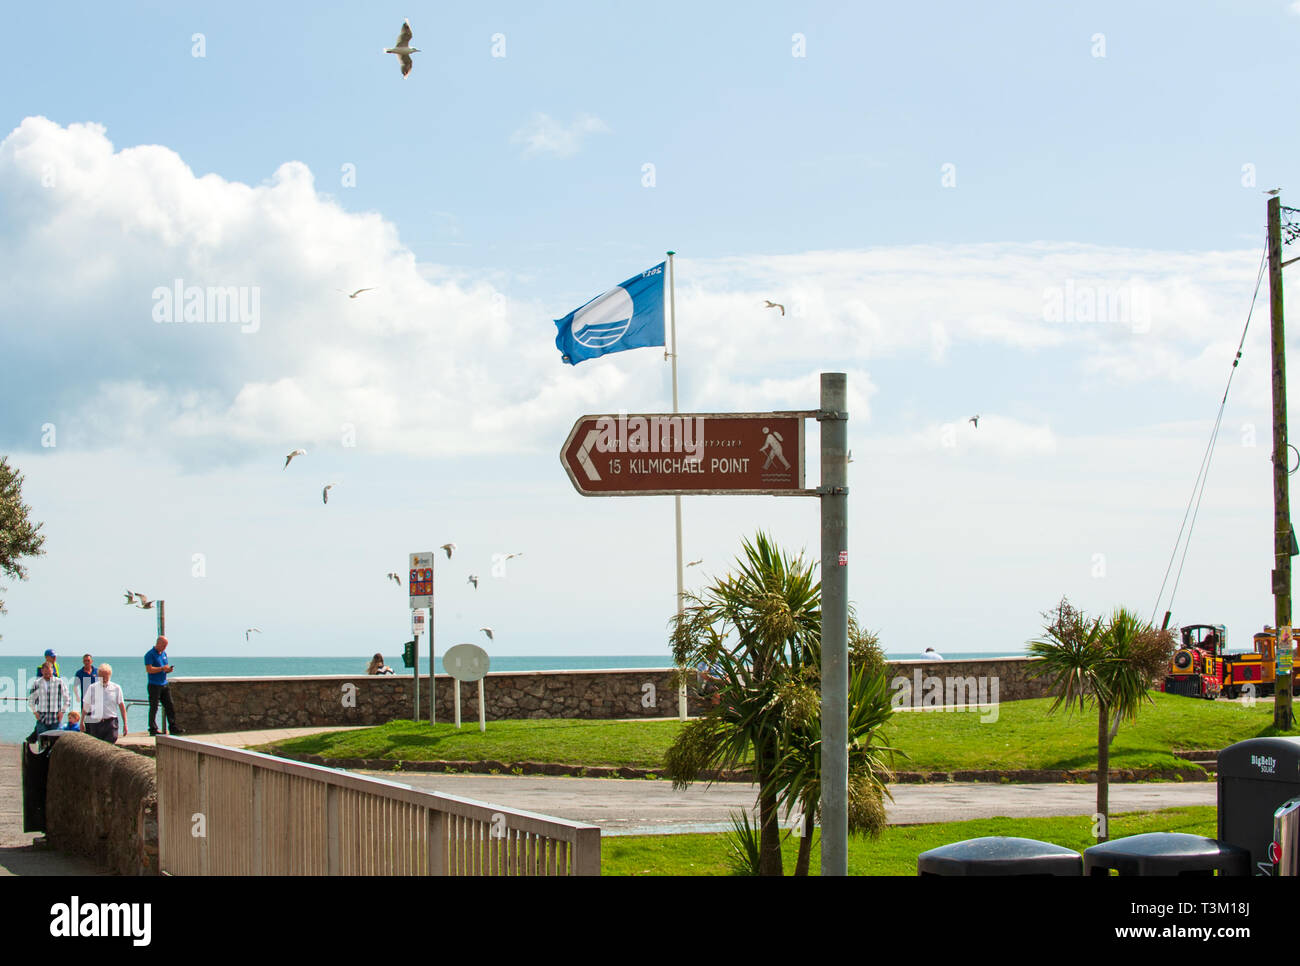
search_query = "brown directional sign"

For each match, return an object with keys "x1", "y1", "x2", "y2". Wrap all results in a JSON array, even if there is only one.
[{"x1": 560, "y1": 412, "x2": 807, "y2": 496}]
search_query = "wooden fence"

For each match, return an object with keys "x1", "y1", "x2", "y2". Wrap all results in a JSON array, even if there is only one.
[{"x1": 155, "y1": 737, "x2": 600, "y2": 875}]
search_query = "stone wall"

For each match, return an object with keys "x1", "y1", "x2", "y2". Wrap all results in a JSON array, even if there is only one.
[
  {"x1": 46, "y1": 732, "x2": 159, "y2": 875},
  {"x1": 169, "y1": 657, "x2": 1050, "y2": 735},
  {"x1": 886, "y1": 657, "x2": 1052, "y2": 707},
  {"x1": 170, "y1": 668, "x2": 703, "y2": 734}
]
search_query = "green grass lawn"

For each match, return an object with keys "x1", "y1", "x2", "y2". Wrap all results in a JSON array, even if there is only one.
[
  {"x1": 601, "y1": 806, "x2": 1218, "y2": 875},
  {"x1": 257, "y1": 693, "x2": 1298, "y2": 773},
  {"x1": 257, "y1": 717, "x2": 683, "y2": 768},
  {"x1": 885, "y1": 691, "x2": 1298, "y2": 772}
]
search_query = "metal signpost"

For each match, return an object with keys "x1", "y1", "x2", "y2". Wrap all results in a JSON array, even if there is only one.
[
  {"x1": 409, "y1": 552, "x2": 435, "y2": 722},
  {"x1": 559, "y1": 373, "x2": 850, "y2": 875}
]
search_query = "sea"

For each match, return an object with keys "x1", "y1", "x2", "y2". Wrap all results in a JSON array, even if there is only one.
[{"x1": 0, "y1": 650, "x2": 1024, "y2": 746}]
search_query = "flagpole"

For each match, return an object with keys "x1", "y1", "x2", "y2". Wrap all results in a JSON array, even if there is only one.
[{"x1": 668, "y1": 250, "x2": 687, "y2": 722}]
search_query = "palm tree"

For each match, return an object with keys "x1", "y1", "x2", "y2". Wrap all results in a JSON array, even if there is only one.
[
  {"x1": 666, "y1": 532, "x2": 820, "y2": 875},
  {"x1": 768, "y1": 654, "x2": 898, "y2": 875},
  {"x1": 1028, "y1": 598, "x2": 1174, "y2": 840}
]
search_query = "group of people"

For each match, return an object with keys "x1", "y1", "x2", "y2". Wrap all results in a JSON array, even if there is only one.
[{"x1": 25, "y1": 636, "x2": 183, "y2": 744}]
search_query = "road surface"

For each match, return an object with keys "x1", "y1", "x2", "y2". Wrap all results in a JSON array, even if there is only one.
[{"x1": 356, "y1": 770, "x2": 1217, "y2": 835}]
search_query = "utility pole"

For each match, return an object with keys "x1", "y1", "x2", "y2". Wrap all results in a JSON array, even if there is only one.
[
  {"x1": 1268, "y1": 194, "x2": 1295, "y2": 730},
  {"x1": 819, "y1": 373, "x2": 849, "y2": 876}
]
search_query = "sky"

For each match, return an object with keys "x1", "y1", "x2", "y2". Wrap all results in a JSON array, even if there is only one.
[{"x1": 2, "y1": 2, "x2": 1300, "y2": 657}]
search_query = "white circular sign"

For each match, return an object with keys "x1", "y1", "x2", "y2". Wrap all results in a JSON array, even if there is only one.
[
  {"x1": 443, "y1": 643, "x2": 490, "y2": 682},
  {"x1": 572, "y1": 285, "x2": 634, "y2": 349}
]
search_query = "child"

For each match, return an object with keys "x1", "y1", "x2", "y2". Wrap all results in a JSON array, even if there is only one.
[{"x1": 61, "y1": 710, "x2": 83, "y2": 732}]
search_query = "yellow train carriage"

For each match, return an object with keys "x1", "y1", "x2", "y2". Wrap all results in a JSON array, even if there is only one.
[{"x1": 1221, "y1": 627, "x2": 1299, "y2": 699}]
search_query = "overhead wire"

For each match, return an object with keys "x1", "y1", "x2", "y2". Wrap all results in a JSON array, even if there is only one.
[{"x1": 1151, "y1": 243, "x2": 1269, "y2": 627}]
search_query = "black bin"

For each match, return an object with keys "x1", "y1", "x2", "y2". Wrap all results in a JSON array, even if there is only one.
[
  {"x1": 917, "y1": 836, "x2": 1082, "y2": 876},
  {"x1": 1083, "y1": 832, "x2": 1249, "y2": 876},
  {"x1": 20, "y1": 731, "x2": 66, "y2": 833},
  {"x1": 1218, "y1": 735, "x2": 1300, "y2": 875}
]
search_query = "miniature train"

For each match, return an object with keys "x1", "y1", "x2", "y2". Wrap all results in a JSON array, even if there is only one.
[{"x1": 1161, "y1": 623, "x2": 1299, "y2": 700}]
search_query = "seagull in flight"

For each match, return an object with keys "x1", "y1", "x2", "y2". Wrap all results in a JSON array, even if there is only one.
[
  {"x1": 135, "y1": 594, "x2": 155, "y2": 610},
  {"x1": 337, "y1": 288, "x2": 375, "y2": 299},
  {"x1": 284, "y1": 449, "x2": 306, "y2": 469},
  {"x1": 847, "y1": 450, "x2": 854, "y2": 464},
  {"x1": 467, "y1": 575, "x2": 479, "y2": 589},
  {"x1": 322, "y1": 483, "x2": 337, "y2": 504},
  {"x1": 686, "y1": 558, "x2": 703, "y2": 568},
  {"x1": 123, "y1": 590, "x2": 137, "y2": 605},
  {"x1": 480, "y1": 627, "x2": 494, "y2": 641},
  {"x1": 969, "y1": 415, "x2": 980, "y2": 428},
  {"x1": 387, "y1": 572, "x2": 402, "y2": 587},
  {"x1": 505, "y1": 552, "x2": 524, "y2": 560},
  {"x1": 763, "y1": 300, "x2": 785, "y2": 316},
  {"x1": 245, "y1": 628, "x2": 262, "y2": 642},
  {"x1": 384, "y1": 19, "x2": 419, "y2": 78},
  {"x1": 440, "y1": 543, "x2": 457, "y2": 559}
]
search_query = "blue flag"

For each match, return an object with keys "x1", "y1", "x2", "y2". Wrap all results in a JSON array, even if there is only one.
[{"x1": 554, "y1": 262, "x2": 666, "y2": 365}]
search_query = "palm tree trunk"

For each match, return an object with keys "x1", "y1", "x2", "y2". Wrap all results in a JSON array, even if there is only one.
[
  {"x1": 756, "y1": 739, "x2": 784, "y2": 875},
  {"x1": 794, "y1": 808, "x2": 815, "y2": 876},
  {"x1": 1096, "y1": 700, "x2": 1110, "y2": 842}
]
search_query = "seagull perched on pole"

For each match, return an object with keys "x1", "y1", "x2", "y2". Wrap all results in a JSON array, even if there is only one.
[
  {"x1": 480, "y1": 627, "x2": 494, "y2": 641},
  {"x1": 284, "y1": 449, "x2": 306, "y2": 469},
  {"x1": 440, "y1": 543, "x2": 457, "y2": 559},
  {"x1": 245, "y1": 628, "x2": 261, "y2": 642},
  {"x1": 322, "y1": 483, "x2": 337, "y2": 504},
  {"x1": 467, "y1": 575, "x2": 479, "y2": 589},
  {"x1": 384, "y1": 19, "x2": 419, "y2": 77},
  {"x1": 763, "y1": 300, "x2": 785, "y2": 316},
  {"x1": 387, "y1": 572, "x2": 402, "y2": 587}
]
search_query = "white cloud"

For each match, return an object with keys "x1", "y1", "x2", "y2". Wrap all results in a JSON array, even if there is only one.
[
  {"x1": 510, "y1": 112, "x2": 609, "y2": 158},
  {"x1": 0, "y1": 117, "x2": 1269, "y2": 471}
]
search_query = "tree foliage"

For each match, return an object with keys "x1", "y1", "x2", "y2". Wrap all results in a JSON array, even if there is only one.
[
  {"x1": 665, "y1": 532, "x2": 897, "y2": 875},
  {"x1": 0, "y1": 456, "x2": 45, "y2": 622}
]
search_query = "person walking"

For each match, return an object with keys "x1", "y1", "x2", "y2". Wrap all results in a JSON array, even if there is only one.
[
  {"x1": 144, "y1": 636, "x2": 182, "y2": 737},
  {"x1": 26, "y1": 661, "x2": 70, "y2": 740},
  {"x1": 74, "y1": 653, "x2": 97, "y2": 707},
  {"x1": 83, "y1": 663, "x2": 128, "y2": 744}
]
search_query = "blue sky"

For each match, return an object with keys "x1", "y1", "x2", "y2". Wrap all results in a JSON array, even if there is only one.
[{"x1": 2, "y1": 2, "x2": 1300, "y2": 657}]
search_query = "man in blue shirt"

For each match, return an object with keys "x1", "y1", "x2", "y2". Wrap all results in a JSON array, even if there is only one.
[
  {"x1": 74, "y1": 654, "x2": 97, "y2": 707},
  {"x1": 144, "y1": 636, "x2": 182, "y2": 737}
]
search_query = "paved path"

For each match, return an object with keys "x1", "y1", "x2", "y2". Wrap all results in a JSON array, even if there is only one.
[
  {"x1": 116, "y1": 725, "x2": 371, "y2": 753},
  {"x1": 0, "y1": 744, "x2": 113, "y2": 876},
  {"x1": 356, "y1": 771, "x2": 1219, "y2": 836}
]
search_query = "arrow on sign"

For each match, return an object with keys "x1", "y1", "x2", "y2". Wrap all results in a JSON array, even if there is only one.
[{"x1": 577, "y1": 430, "x2": 601, "y2": 481}]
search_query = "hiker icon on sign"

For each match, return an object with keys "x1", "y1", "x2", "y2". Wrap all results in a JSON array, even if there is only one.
[{"x1": 760, "y1": 427, "x2": 791, "y2": 471}]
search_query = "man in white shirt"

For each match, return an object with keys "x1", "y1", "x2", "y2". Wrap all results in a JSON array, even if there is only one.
[
  {"x1": 83, "y1": 663, "x2": 128, "y2": 744},
  {"x1": 921, "y1": 647, "x2": 945, "y2": 661}
]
